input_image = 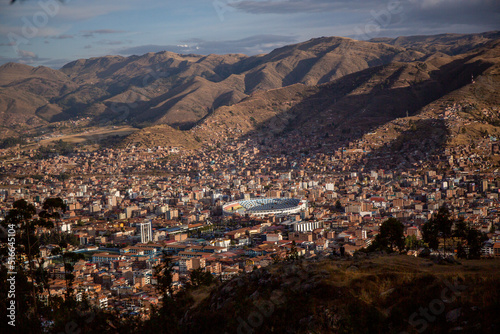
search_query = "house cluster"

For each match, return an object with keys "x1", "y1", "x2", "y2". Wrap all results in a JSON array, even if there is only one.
[{"x1": 1, "y1": 116, "x2": 499, "y2": 317}]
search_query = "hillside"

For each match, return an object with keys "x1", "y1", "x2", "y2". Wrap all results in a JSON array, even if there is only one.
[
  {"x1": 123, "y1": 124, "x2": 201, "y2": 149},
  {"x1": 0, "y1": 62, "x2": 76, "y2": 128},
  {"x1": 158, "y1": 255, "x2": 500, "y2": 334},
  {"x1": 1, "y1": 31, "x2": 498, "y2": 137},
  {"x1": 371, "y1": 31, "x2": 500, "y2": 55},
  {"x1": 168, "y1": 38, "x2": 500, "y2": 169}
]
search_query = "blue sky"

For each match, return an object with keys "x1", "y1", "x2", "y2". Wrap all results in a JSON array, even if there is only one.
[{"x1": 0, "y1": 0, "x2": 499, "y2": 68}]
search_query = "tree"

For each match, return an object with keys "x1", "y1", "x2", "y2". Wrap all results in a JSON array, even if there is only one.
[
  {"x1": 4, "y1": 200, "x2": 36, "y2": 310},
  {"x1": 189, "y1": 268, "x2": 214, "y2": 288},
  {"x1": 435, "y1": 205, "x2": 453, "y2": 253},
  {"x1": 41, "y1": 197, "x2": 66, "y2": 215},
  {"x1": 51, "y1": 247, "x2": 84, "y2": 300},
  {"x1": 39, "y1": 197, "x2": 67, "y2": 242},
  {"x1": 335, "y1": 200, "x2": 343, "y2": 211},
  {"x1": 422, "y1": 205, "x2": 453, "y2": 254},
  {"x1": 0, "y1": 262, "x2": 47, "y2": 333},
  {"x1": 142, "y1": 252, "x2": 192, "y2": 333},
  {"x1": 39, "y1": 231, "x2": 79, "y2": 246},
  {"x1": 375, "y1": 218, "x2": 405, "y2": 252},
  {"x1": 287, "y1": 240, "x2": 299, "y2": 261},
  {"x1": 466, "y1": 228, "x2": 485, "y2": 259},
  {"x1": 405, "y1": 235, "x2": 423, "y2": 251},
  {"x1": 154, "y1": 252, "x2": 175, "y2": 299},
  {"x1": 453, "y1": 219, "x2": 468, "y2": 241},
  {"x1": 453, "y1": 219, "x2": 487, "y2": 259},
  {"x1": 422, "y1": 218, "x2": 439, "y2": 252},
  {"x1": 2, "y1": 199, "x2": 54, "y2": 333}
]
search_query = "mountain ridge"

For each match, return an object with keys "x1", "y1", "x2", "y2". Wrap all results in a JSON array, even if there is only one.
[{"x1": 0, "y1": 31, "x2": 499, "y2": 156}]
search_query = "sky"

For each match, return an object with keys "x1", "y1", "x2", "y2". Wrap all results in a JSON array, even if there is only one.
[{"x1": 0, "y1": 0, "x2": 499, "y2": 68}]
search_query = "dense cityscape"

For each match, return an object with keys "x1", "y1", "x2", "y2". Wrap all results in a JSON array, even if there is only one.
[
  {"x1": 1, "y1": 1, "x2": 500, "y2": 332},
  {"x1": 1, "y1": 123, "x2": 499, "y2": 321}
]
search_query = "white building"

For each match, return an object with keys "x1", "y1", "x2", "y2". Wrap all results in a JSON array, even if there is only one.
[
  {"x1": 293, "y1": 221, "x2": 323, "y2": 232},
  {"x1": 60, "y1": 222, "x2": 72, "y2": 233},
  {"x1": 325, "y1": 183, "x2": 335, "y2": 191},
  {"x1": 138, "y1": 221, "x2": 153, "y2": 243}
]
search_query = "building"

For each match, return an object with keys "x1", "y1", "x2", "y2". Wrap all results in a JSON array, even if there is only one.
[
  {"x1": 223, "y1": 198, "x2": 307, "y2": 217},
  {"x1": 293, "y1": 221, "x2": 323, "y2": 232},
  {"x1": 92, "y1": 253, "x2": 125, "y2": 263},
  {"x1": 179, "y1": 257, "x2": 206, "y2": 274},
  {"x1": 138, "y1": 221, "x2": 153, "y2": 243}
]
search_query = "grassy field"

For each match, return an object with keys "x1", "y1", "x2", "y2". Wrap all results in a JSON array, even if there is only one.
[{"x1": 36, "y1": 126, "x2": 139, "y2": 145}]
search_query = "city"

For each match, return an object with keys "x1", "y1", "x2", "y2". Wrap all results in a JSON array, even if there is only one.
[
  {"x1": 0, "y1": 0, "x2": 499, "y2": 333},
  {"x1": 1, "y1": 122, "x2": 499, "y2": 322}
]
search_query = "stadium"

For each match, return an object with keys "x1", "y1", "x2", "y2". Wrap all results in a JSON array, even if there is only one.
[{"x1": 223, "y1": 198, "x2": 307, "y2": 217}]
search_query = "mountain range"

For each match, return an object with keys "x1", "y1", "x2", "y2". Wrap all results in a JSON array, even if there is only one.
[{"x1": 0, "y1": 31, "x2": 499, "y2": 152}]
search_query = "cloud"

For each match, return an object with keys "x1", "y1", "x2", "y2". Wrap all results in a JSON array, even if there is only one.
[
  {"x1": 1, "y1": 1, "x2": 126, "y2": 19},
  {"x1": 0, "y1": 42, "x2": 16, "y2": 46},
  {"x1": 228, "y1": 0, "x2": 363, "y2": 14},
  {"x1": 0, "y1": 49, "x2": 41, "y2": 66},
  {"x1": 184, "y1": 35, "x2": 298, "y2": 54},
  {"x1": 118, "y1": 44, "x2": 179, "y2": 55},
  {"x1": 404, "y1": 0, "x2": 500, "y2": 30},
  {"x1": 81, "y1": 29, "x2": 126, "y2": 38},
  {"x1": 0, "y1": 53, "x2": 72, "y2": 68},
  {"x1": 17, "y1": 49, "x2": 37, "y2": 59},
  {"x1": 0, "y1": 55, "x2": 34, "y2": 65},
  {"x1": 0, "y1": 23, "x2": 68, "y2": 38},
  {"x1": 39, "y1": 58, "x2": 74, "y2": 69},
  {"x1": 96, "y1": 39, "x2": 126, "y2": 45},
  {"x1": 118, "y1": 34, "x2": 298, "y2": 56},
  {"x1": 52, "y1": 34, "x2": 74, "y2": 39},
  {"x1": 230, "y1": 0, "x2": 500, "y2": 37},
  {"x1": 55, "y1": 2, "x2": 136, "y2": 21}
]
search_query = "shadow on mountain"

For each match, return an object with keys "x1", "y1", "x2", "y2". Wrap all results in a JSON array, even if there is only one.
[
  {"x1": 100, "y1": 81, "x2": 197, "y2": 126},
  {"x1": 236, "y1": 54, "x2": 494, "y2": 159},
  {"x1": 431, "y1": 52, "x2": 493, "y2": 91},
  {"x1": 358, "y1": 118, "x2": 449, "y2": 171}
]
